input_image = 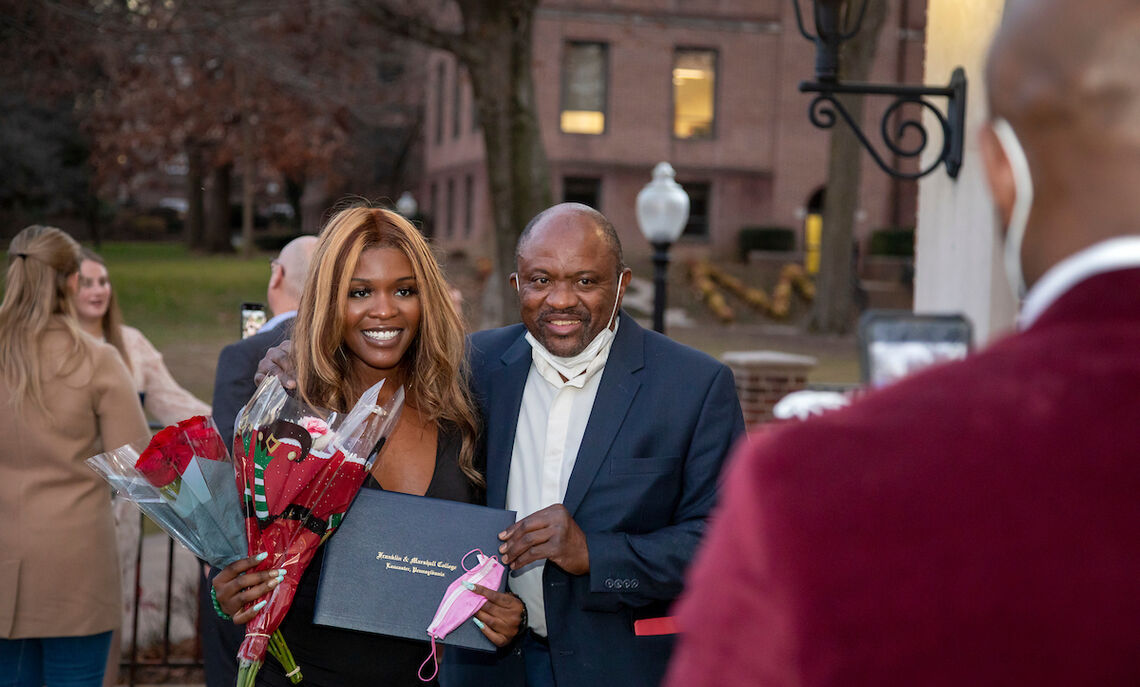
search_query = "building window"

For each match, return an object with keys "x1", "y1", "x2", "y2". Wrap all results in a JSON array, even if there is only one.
[
  {"x1": 673, "y1": 49, "x2": 716, "y2": 140},
  {"x1": 453, "y1": 67, "x2": 463, "y2": 140},
  {"x1": 429, "y1": 182, "x2": 438, "y2": 238},
  {"x1": 681, "y1": 181, "x2": 710, "y2": 238},
  {"x1": 435, "y1": 61, "x2": 446, "y2": 145},
  {"x1": 464, "y1": 174, "x2": 474, "y2": 237},
  {"x1": 562, "y1": 176, "x2": 602, "y2": 211},
  {"x1": 560, "y1": 42, "x2": 607, "y2": 135},
  {"x1": 446, "y1": 178, "x2": 455, "y2": 238}
]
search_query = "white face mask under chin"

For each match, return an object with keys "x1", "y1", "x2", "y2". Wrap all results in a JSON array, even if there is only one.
[
  {"x1": 519, "y1": 279, "x2": 623, "y2": 380},
  {"x1": 991, "y1": 118, "x2": 1035, "y2": 299}
]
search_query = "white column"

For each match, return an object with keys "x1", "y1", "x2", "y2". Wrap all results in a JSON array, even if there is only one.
[{"x1": 915, "y1": 0, "x2": 1015, "y2": 345}]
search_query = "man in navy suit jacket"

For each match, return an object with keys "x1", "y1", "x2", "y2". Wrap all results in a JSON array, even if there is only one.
[
  {"x1": 211, "y1": 235, "x2": 316, "y2": 447},
  {"x1": 444, "y1": 204, "x2": 744, "y2": 687},
  {"x1": 200, "y1": 234, "x2": 315, "y2": 687},
  {"x1": 667, "y1": 1, "x2": 1140, "y2": 685}
]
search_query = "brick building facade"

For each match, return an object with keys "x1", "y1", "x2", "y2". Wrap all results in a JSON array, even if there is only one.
[{"x1": 419, "y1": 0, "x2": 927, "y2": 263}]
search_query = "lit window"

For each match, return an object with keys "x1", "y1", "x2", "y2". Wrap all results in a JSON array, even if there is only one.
[
  {"x1": 561, "y1": 42, "x2": 607, "y2": 135},
  {"x1": 673, "y1": 49, "x2": 716, "y2": 139}
]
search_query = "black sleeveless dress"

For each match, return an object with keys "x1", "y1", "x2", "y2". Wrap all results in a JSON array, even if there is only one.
[{"x1": 259, "y1": 424, "x2": 477, "y2": 687}]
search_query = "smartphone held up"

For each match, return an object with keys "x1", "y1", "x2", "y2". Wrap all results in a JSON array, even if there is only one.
[{"x1": 240, "y1": 302, "x2": 267, "y2": 339}]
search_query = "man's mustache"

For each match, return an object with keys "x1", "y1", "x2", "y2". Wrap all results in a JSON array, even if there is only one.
[{"x1": 538, "y1": 308, "x2": 591, "y2": 323}]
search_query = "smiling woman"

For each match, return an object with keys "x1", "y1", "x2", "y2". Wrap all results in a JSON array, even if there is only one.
[
  {"x1": 210, "y1": 205, "x2": 525, "y2": 686},
  {"x1": 73, "y1": 249, "x2": 211, "y2": 425},
  {"x1": 341, "y1": 246, "x2": 423, "y2": 386},
  {"x1": 72, "y1": 249, "x2": 212, "y2": 687}
]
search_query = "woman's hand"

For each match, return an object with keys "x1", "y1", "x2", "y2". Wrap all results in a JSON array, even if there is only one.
[
  {"x1": 468, "y1": 584, "x2": 525, "y2": 647},
  {"x1": 254, "y1": 339, "x2": 296, "y2": 389},
  {"x1": 212, "y1": 553, "x2": 287, "y2": 624}
]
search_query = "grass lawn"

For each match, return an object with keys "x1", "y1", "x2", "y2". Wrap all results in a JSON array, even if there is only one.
[{"x1": 91, "y1": 242, "x2": 274, "y2": 405}]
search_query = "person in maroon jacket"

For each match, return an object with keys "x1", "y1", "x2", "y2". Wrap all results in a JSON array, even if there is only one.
[{"x1": 666, "y1": 1, "x2": 1140, "y2": 685}]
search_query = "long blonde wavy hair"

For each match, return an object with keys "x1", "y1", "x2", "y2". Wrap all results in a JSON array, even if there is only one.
[
  {"x1": 292, "y1": 206, "x2": 482, "y2": 487},
  {"x1": 0, "y1": 225, "x2": 88, "y2": 416}
]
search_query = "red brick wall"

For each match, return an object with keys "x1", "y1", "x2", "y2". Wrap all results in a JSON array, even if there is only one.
[{"x1": 722, "y1": 351, "x2": 817, "y2": 427}]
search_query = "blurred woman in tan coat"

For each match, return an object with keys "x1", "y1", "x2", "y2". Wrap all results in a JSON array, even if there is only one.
[{"x1": 0, "y1": 226, "x2": 148, "y2": 686}]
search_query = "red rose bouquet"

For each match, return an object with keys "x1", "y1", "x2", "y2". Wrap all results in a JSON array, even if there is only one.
[
  {"x1": 232, "y1": 375, "x2": 404, "y2": 687},
  {"x1": 86, "y1": 415, "x2": 247, "y2": 569}
]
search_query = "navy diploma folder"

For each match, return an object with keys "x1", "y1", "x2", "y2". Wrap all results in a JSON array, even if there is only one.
[{"x1": 312, "y1": 488, "x2": 516, "y2": 652}]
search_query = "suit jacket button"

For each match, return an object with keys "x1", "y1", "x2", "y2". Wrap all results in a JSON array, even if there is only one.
[
  {"x1": 631, "y1": 579, "x2": 639, "y2": 589},
  {"x1": 605, "y1": 578, "x2": 614, "y2": 589}
]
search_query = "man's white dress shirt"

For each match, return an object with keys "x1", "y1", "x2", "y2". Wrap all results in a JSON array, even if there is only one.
[{"x1": 504, "y1": 320, "x2": 620, "y2": 637}]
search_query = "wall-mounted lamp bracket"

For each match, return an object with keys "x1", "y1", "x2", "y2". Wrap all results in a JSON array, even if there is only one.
[
  {"x1": 798, "y1": 68, "x2": 966, "y2": 179},
  {"x1": 792, "y1": 0, "x2": 967, "y2": 180}
]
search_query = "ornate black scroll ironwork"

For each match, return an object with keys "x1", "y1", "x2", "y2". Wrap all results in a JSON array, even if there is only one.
[{"x1": 792, "y1": 0, "x2": 967, "y2": 180}]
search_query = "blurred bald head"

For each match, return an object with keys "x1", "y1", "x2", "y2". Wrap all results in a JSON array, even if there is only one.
[
  {"x1": 982, "y1": 0, "x2": 1140, "y2": 286},
  {"x1": 268, "y1": 235, "x2": 317, "y2": 315},
  {"x1": 988, "y1": 0, "x2": 1140, "y2": 139}
]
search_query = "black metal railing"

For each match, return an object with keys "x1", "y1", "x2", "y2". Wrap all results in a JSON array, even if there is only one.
[
  {"x1": 117, "y1": 421, "x2": 204, "y2": 686},
  {"x1": 121, "y1": 512, "x2": 204, "y2": 683},
  {"x1": 121, "y1": 515, "x2": 203, "y2": 686}
]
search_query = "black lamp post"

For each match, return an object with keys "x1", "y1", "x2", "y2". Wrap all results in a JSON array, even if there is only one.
[
  {"x1": 792, "y1": 0, "x2": 967, "y2": 180},
  {"x1": 636, "y1": 163, "x2": 690, "y2": 334}
]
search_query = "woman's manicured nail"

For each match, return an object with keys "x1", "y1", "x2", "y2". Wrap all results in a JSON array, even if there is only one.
[
  {"x1": 275, "y1": 569, "x2": 286, "y2": 579},
  {"x1": 472, "y1": 618, "x2": 485, "y2": 630},
  {"x1": 462, "y1": 581, "x2": 475, "y2": 591},
  {"x1": 254, "y1": 552, "x2": 268, "y2": 562},
  {"x1": 252, "y1": 600, "x2": 267, "y2": 612}
]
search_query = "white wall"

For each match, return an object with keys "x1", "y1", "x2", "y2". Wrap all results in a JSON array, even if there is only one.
[{"x1": 915, "y1": 0, "x2": 1016, "y2": 345}]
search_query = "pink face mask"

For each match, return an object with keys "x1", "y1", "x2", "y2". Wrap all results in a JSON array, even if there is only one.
[{"x1": 418, "y1": 549, "x2": 506, "y2": 682}]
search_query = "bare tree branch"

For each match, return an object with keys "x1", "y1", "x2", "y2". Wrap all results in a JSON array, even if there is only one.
[{"x1": 348, "y1": 0, "x2": 476, "y2": 63}]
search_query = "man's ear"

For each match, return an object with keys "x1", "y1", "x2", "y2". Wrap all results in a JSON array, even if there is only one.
[
  {"x1": 509, "y1": 272, "x2": 519, "y2": 291},
  {"x1": 611, "y1": 267, "x2": 633, "y2": 314},
  {"x1": 268, "y1": 262, "x2": 284, "y2": 292},
  {"x1": 617, "y1": 267, "x2": 632, "y2": 299},
  {"x1": 980, "y1": 121, "x2": 1016, "y2": 230}
]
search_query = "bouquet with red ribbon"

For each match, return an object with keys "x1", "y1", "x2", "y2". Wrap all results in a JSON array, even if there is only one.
[
  {"x1": 86, "y1": 415, "x2": 247, "y2": 569},
  {"x1": 232, "y1": 375, "x2": 404, "y2": 687}
]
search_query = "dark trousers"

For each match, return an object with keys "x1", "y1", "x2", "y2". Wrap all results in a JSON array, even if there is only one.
[
  {"x1": 198, "y1": 564, "x2": 247, "y2": 687},
  {"x1": 440, "y1": 632, "x2": 556, "y2": 687},
  {"x1": 522, "y1": 632, "x2": 557, "y2": 687}
]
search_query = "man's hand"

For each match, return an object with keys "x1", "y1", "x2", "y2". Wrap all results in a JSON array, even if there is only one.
[
  {"x1": 212, "y1": 553, "x2": 286, "y2": 625},
  {"x1": 498, "y1": 504, "x2": 589, "y2": 575},
  {"x1": 254, "y1": 339, "x2": 295, "y2": 389}
]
